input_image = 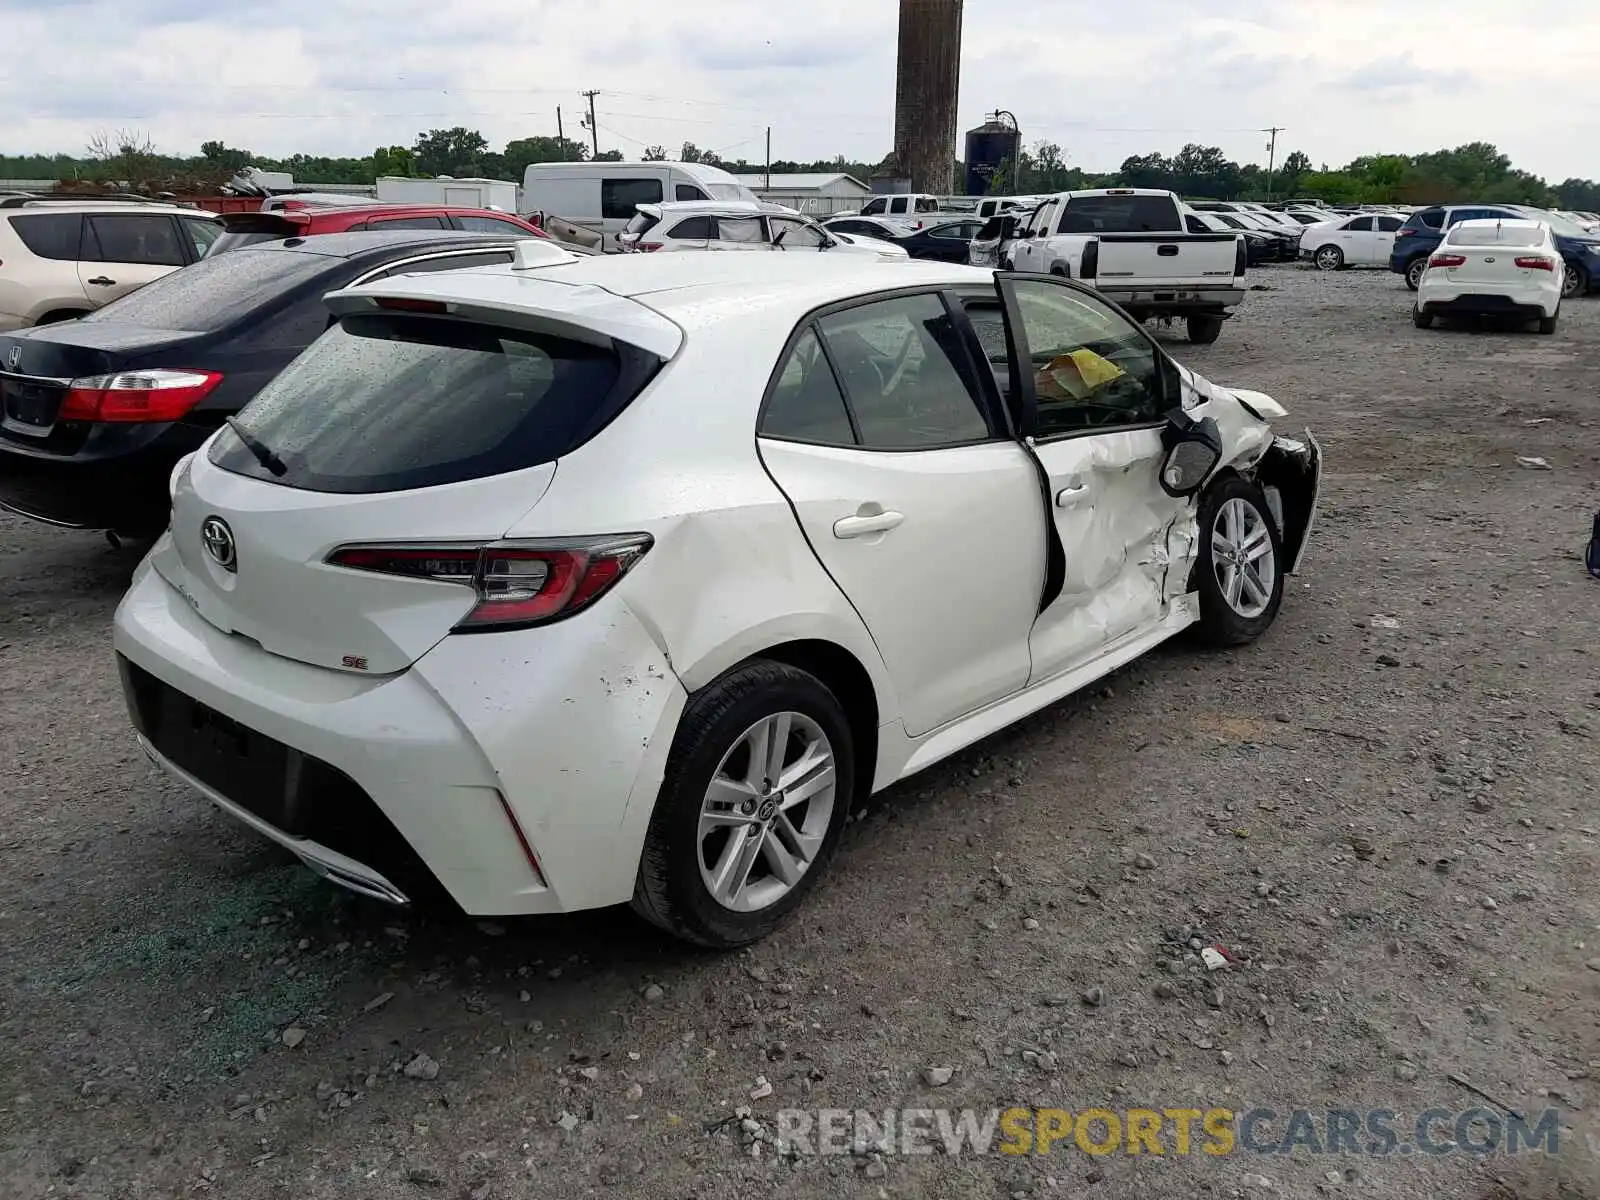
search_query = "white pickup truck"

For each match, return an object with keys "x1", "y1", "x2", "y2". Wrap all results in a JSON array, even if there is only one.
[{"x1": 1008, "y1": 188, "x2": 1247, "y2": 343}]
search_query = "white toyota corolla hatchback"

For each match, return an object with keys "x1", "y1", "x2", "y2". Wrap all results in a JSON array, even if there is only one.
[{"x1": 114, "y1": 243, "x2": 1321, "y2": 948}]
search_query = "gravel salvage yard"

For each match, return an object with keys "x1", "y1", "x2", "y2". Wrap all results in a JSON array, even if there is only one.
[{"x1": 2, "y1": 265, "x2": 1598, "y2": 1200}]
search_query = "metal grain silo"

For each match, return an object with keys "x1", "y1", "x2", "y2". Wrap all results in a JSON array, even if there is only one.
[
  {"x1": 893, "y1": 0, "x2": 964, "y2": 195},
  {"x1": 964, "y1": 115, "x2": 1019, "y2": 195}
]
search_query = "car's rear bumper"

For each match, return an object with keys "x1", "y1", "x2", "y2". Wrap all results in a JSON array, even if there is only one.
[
  {"x1": 0, "y1": 444, "x2": 178, "y2": 532},
  {"x1": 1101, "y1": 286, "x2": 1244, "y2": 314},
  {"x1": 113, "y1": 549, "x2": 687, "y2": 916},
  {"x1": 1417, "y1": 286, "x2": 1557, "y2": 319}
]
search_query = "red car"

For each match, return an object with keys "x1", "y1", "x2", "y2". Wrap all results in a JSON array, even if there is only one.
[{"x1": 209, "y1": 203, "x2": 546, "y2": 255}]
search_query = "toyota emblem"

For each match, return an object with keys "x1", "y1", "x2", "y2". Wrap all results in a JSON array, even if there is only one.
[
  {"x1": 200, "y1": 516, "x2": 237, "y2": 572},
  {"x1": 6, "y1": 346, "x2": 18, "y2": 371}
]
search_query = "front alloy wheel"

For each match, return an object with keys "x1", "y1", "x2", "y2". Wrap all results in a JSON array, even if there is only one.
[
  {"x1": 1192, "y1": 477, "x2": 1285, "y2": 646},
  {"x1": 1314, "y1": 245, "x2": 1343, "y2": 271}
]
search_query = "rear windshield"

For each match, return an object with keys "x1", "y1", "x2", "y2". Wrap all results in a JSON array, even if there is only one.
[
  {"x1": 208, "y1": 214, "x2": 304, "y2": 256},
  {"x1": 79, "y1": 248, "x2": 331, "y2": 331},
  {"x1": 1447, "y1": 225, "x2": 1544, "y2": 247},
  {"x1": 210, "y1": 314, "x2": 659, "y2": 494},
  {"x1": 1057, "y1": 195, "x2": 1180, "y2": 233}
]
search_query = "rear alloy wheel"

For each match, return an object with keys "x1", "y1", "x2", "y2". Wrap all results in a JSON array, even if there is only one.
[
  {"x1": 1562, "y1": 262, "x2": 1587, "y2": 299},
  {"x1": 1192, "y1": 478, "x2": 1285, "y2": 647},
  {"x1": 1412, "y1": 307, "x2": 1435, "y2": 329},
  {"x1": 633, "y1": 660, "x2": 854, "y2": 948},
  {"x1": 1406, "y1": 258, "x2": 1428, "y2": 290},
  {"x1": 1186, "y1": 315, "x2": 1224, "y2": 345},
  {"x1": 1314, "y1": 245, "x2": 1344, "y2": 271}
]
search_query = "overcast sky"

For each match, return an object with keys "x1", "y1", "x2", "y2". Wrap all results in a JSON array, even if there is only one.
[{"x1": 4, "y1": 0, "x2": 1597, "y2": 181}]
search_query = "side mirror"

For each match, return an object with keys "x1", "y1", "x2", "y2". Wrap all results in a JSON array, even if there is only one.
[{"x1": 1158, "y1": 407, "x2": 1223, "y2": 497}]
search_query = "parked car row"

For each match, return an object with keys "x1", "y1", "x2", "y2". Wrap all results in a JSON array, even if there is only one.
[{"x1": 21, "y1": 233, "x2": 1313, "y2": 947}]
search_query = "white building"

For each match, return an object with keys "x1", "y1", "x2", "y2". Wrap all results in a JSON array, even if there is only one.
[{"x1": 731, "y1": 172, "x2": 871, "y2": 217}]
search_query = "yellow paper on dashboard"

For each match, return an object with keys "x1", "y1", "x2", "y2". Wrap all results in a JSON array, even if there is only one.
[{"x1": 1035, "y1": 349, "x2": 1125, "y2": 402}]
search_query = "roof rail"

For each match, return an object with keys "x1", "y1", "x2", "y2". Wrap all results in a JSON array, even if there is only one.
[{"x1": 0, "y1": 193, "x2": 185, "y2": 209}]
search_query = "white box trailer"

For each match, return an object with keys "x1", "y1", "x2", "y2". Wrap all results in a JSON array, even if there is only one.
[{"x1": 375, "y1": 176, "x2": 518, "y2": 211}]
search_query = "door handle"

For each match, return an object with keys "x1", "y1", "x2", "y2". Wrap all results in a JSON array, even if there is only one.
[
  {"x1": 833, "y1": 510, "x2": 904, "y2": 539},
  {"x1": 1156, "y1": 244, "x2": 1179, "y2": 256},
  {"x1": 1055, "y1": 483, "x2": 1089, "y2": 507},
  {"x1": 87, "y1": 276, "x2": 116, "y2": 286}
]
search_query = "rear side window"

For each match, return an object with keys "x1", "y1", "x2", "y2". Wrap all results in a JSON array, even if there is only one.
[
  {"x1": 211, "y1": 314, "x2": 660, "y2": 494},
  {"x1": 915, "y1": 197, "x2": 939, "y2": 213},
  {"x1": 1414, "y1": 209, "x2": 1445, "y2": 229},
  {"x1": 761, "y1": 329, "x2": 856, "y2": 445},
  {"x1": 716, "y1": 216, "x2": 767, "y2": 244},
  {"x1": 675, "y1": 184, "x2": 707, "y2": 202},
  {"x1": 601, "y1": 178, "x2": 663, "y2": 220},
  {"x1": 667, "y1": 216, "x2": 712, "y2": 239},
  {"x1": 1057, "y1": 196, "x2": 1180, "y2": 233},
  {"x1": 183, "y1": 217, "x2": 222, "y2": 257},
  {"x1": 362, "y1": 215, "x2": 447, "y2": 230},
  {"x1": 79, "y1": 248, "x2": 331, "y2": 331},
  {"x1": 85, "y1": 215, "x2": 186, "y2": 266},
  {"x1": 454, "y1": 215, "x2": 528, "y2": 234},
  {"x1": 7, "y1": 213, "x2": 83, "y2": 260}
]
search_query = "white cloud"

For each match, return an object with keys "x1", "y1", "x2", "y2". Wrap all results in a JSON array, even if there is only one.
[{"x1": 1, "y1": 0, "x2": 1597, "y2": 180}]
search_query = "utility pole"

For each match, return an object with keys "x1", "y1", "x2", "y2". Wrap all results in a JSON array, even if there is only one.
[
  {"x1": 765, "y1": 127, "x2": 771, "y2": 190},
  {"x1": 556, "y1": 106, "x2": 565, "y2": 158},
  {"x1": 582, "y1": 90, "x2": 600, "y2": 159},
  {"x1": 1262, "y1": 126, "x2": 1285, "y2": 202}
]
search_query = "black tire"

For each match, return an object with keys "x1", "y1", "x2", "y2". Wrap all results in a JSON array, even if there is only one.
[
  {"x1": 1538, "y1": 314, "x2": 1558, "y2": 335},
  {"x1": 632, "y1": 660, "x2": 855, "y2": 949},
  {"x1": 1412, "y1": 307, "x2": 1434, "y2": 329},
  {"x1": 1191, "y1": 477, "x2": 1286, "y2": 647},
  {"x1": 1048, "y1": 262, "x2": 1071, "y2": 278},
  {"x1": 1313, "y1": 245, "x2": 1343, "y2": 271},
  {"x1": 1405, "y1": 258, "x2": 1427, "y2": 291},
  {"x1": 1561, "y1": 262, "x2": 1587, "y2": 299},
  {"x1": 1186, "y1": 315, "x2": 1224, "y2": 345}
]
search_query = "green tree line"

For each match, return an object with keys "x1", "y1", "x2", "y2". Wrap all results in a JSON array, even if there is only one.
[{"x1": 3, "y1": 128, "x2": 1595, "y2": 212}]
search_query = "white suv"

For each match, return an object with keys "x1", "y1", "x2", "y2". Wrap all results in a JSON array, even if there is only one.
[
  {"x1": 115, "y1": 244, "x2": 1320, "y2": 948},
  {"x1": 0, "y1": 199, "x2": 222, "y2": 331},
  {"x1": 620, "y1": 201, "x2": 908, "y2": 260}
]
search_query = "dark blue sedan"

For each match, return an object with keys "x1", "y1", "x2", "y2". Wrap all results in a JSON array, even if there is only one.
[{"x1": 822, "y1": 215, "x2": 986, "y2": 263}]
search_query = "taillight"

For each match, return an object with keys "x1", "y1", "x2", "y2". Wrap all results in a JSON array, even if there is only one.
[
  {"x1": 59, "y1": 369, "x2": 223, "y2": 422},
  {"x1": 1234, "y1": 235, "x2": 1248, "y2": 276},
  {"x1": 1428, "y1": 254, "x2": 1466, "y2": 269},
  {"x1": 325, "y1": 535, "x2": 652, "y2": 631},
  {"x1": 636, "y1": 242, "x2": 664, "y2": 252},
  {"x1": 1398, "y1": 226, "x2": 1421, "y2": 238},
  {"x1": 1080, "y1": 240, "x2": 1099, "y2": 280},
  {"x1": 1514, "y1": 256, "x2": 1556, "y2": 271}
]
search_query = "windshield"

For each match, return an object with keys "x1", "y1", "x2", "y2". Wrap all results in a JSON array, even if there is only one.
[
  {"x1": 79, "y1": 248, "x2": 330, "y2": 331},
  {"x1": 1521, "y1": 208, "x2": 1592, "y2": 238}
]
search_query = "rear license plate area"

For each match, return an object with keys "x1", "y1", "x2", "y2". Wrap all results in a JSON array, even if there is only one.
[
  {"x1": 149, "y1": 678, "x2": 297, "y2": 831},
  {"x1": 0, "y1": 376, "x2": 64, "y2": 438}
]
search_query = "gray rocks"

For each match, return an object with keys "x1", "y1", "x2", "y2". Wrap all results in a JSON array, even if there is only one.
[{"x1": 403, "y1": 1053, "x2": 440, "y2": 1081}]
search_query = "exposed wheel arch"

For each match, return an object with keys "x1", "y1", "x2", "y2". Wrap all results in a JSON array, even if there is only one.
[
  {"x1": 732, "y1": 639, "x2": 879, "y2": 805},
  {"x1": 33, "y1": 308, "x2": 89, "y2": 326}
]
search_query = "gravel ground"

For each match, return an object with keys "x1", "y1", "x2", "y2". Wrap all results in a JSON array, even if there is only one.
[{"x1": 2, "y1": 264, "x2": 1598, "y2": 1200}]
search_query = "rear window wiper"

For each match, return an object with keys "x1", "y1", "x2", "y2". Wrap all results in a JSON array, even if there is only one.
[{"x1": 225, "y1": 416, "x2": 287, "y2": 477}]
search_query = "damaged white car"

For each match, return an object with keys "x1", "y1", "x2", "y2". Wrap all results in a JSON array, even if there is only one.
[{"x1": 113, "y1": 247, "x2": 1321, "y2": 950}]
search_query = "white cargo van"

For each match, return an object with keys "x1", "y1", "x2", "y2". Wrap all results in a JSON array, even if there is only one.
[
  {"x1": 376, "y1": 176, "x2": 518, "y2": 211},
  {"x1": 522, "y1": 161, "x2": 758, "y2": 250}
]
